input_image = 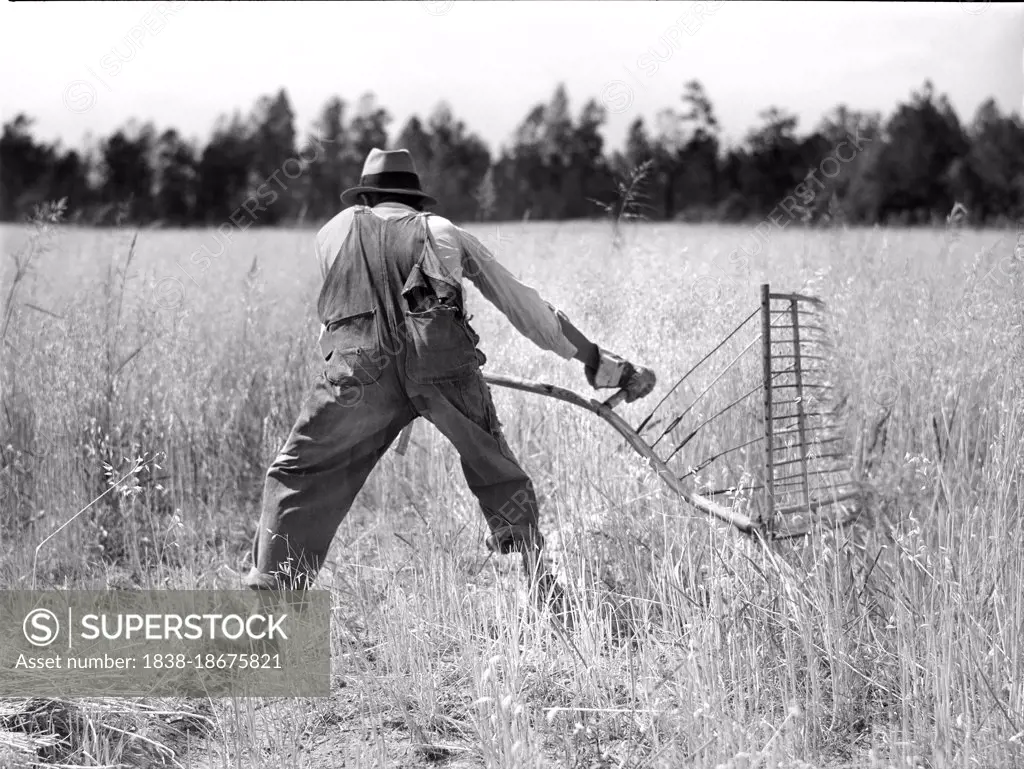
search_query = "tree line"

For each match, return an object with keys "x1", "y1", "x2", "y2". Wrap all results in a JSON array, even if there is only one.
[{"x1": 3, "y1": 80, "x2": 1022, "y2": 227}]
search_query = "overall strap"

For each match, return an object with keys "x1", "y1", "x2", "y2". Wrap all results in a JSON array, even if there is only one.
[{"x1": 373, "y1": 214, "x2": 404, "y2": 344}]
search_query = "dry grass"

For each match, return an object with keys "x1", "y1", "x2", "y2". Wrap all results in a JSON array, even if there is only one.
[{"x1": 0, "y1": 213, "x2": 1021, "y2": 768}]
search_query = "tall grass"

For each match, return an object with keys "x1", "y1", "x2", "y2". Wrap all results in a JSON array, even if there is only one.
[{"x1": 0, "y1": 211, "x2": 1021, "y2": 767}]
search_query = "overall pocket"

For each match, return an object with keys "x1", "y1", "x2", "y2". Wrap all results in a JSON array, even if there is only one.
[
  {"x1": 323, "y1": 309, "x2": 386, "y2": 387},
  {"x1": 403, "y1": 305, "x2": 480, "y2": 384}
]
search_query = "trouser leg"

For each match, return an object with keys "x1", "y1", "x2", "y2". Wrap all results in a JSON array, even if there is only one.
[
  {"x1": 245, "y1": 372, "x2": 414, "y2": 589},
  {"x1": 408, "y1": 373, "x2": 543, "y2": 554}
]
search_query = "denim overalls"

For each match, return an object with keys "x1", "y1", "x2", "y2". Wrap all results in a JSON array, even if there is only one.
[{"x1": 245, "y1": 207, "x2": 543, "y2": 589}]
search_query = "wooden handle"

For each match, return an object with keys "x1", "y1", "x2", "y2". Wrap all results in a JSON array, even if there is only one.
[
  {"x1": 481, "y1": 373, "x2": 757, "y2": 534},
  {"x1": 603, "y1": 388, "x2": 630, "y2": 409}
]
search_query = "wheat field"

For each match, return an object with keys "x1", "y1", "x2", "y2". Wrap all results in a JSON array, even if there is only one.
[{"x1": 0, "y1": 215, "x2": 1021, "y2": 768}]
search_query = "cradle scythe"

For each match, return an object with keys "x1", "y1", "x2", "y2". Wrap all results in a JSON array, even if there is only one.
[{"x1": 482, "y1": 284, "x2": 865, "y2": 540}]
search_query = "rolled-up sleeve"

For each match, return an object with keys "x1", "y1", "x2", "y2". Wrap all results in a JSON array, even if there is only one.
[{"x1": 452, "y1": 225, "x2": 578, "y2": 360}]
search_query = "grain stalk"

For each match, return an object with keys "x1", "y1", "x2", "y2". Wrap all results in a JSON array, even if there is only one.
[
  {"x1": 591, "y1": 159, "x2": 654, "y2": 250},
  {"x1": 1, "y1": 199, "x2": 65, "y2": 343}
]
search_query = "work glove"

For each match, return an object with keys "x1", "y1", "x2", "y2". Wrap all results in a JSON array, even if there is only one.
[{"x1": 585, "y1": 348, "x2": 657, "y2": 403}]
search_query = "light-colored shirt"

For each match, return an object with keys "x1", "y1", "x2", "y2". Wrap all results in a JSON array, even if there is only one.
[{"x1": 314, "y1": 202, "x2": 578, "y2": 359}]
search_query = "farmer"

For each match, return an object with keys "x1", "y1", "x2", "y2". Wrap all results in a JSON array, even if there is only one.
[{"x1": 245, "y1": 148, "x2": 656, "y2": 593}]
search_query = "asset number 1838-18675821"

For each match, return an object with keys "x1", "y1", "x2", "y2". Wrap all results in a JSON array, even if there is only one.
[{"x1": 142, "y1": 653, "x2": 282, "y2": 670}]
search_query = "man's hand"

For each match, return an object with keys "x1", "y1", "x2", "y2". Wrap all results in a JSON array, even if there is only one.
[
  {"x1": 586, "y1": 348, "x2": 657, "y2": 403},
  {"x1": 622, "y1": 364, "x2": 656, "y2": 403}
]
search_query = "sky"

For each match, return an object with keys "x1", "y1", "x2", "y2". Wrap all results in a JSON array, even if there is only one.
[{"x1": 1, "y1": 1, "x2": 1022, "y2": 155}]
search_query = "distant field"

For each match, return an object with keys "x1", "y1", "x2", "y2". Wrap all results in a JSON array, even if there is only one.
[{"x1": 1, "y1": 219, "x2": 1021, "y2": 767}]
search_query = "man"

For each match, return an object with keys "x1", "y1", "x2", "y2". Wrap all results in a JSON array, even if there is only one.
[{"x1": 244, "y1": 148, "x2": 655, "y2": 594}]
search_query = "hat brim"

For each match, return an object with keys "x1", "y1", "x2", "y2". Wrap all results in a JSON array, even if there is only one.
[{"x1": 341, "y1": 185, "x2": 437, "y2": 207}]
